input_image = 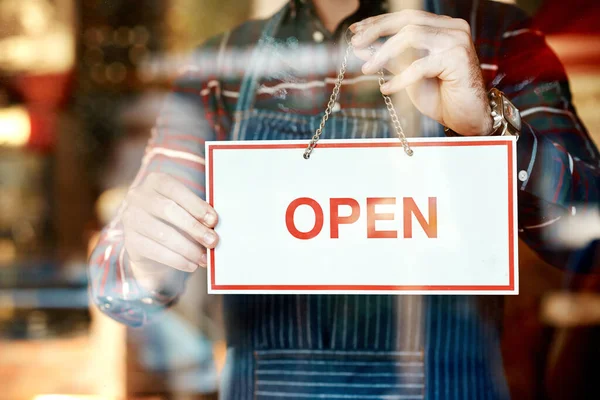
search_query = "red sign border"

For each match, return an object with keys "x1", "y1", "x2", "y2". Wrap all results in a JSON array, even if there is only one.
[{"x1": 207, "y1": 140, "x2": 515, "y2": 292}]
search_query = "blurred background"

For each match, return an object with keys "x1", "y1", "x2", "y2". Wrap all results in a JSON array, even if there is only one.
[{"x1": 0, "y1": 0, "x2": 598, "y2": 399}]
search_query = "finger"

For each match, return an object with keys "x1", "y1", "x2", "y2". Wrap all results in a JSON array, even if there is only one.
[
  {"x1": 353, "y1": 47, "x2": 371, "y2": 62},
  {"x1": 362, "y1": 25, "x2": 449, "y2": 75},
  {"x1": 125, "y1": 206, "x2": 206, "y2": 265},
  {"x1": 380, "y1": 55, "x2": 443, "y2": 95},
  {"x1": 349, "y1": 14, "x2": 387, "y2": 32},
  {"x1": 199, "y1": 248, "x2": 208, "y2": 268},
  {"x1": 147, "y1": 173, "x2": 218, "y2": 228},
  {"x1": 351, "y1": 11, "x2": 470, "y2": 48},
  {"x1": 380, "y1": 49, "x2": 455, "y2": 94},
  {"x1": 130, "y1": 189, "x2": 219, "y2": 249},
  {"x1": 352, "y1": 41, "x2": 382, "y2": 62},
  {"x1": 125, "y1": 230, "x2": 199, "y2": 273}
]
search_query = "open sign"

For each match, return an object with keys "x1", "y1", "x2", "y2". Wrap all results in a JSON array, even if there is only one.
[
  {"x1": 284, "y1": 197, "x2": 438, "y2": 240},
  {"x1": 206, "y1": 138, "x2": 518, "y2": 295}
]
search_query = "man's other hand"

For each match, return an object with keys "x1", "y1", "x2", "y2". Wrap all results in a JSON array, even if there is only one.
[
  {"x1": 122, "y1": 172, "x2": 219, "y2": 291},
  {"x1": 350, "y1": 10, "x2": 493, "y2": 137}
]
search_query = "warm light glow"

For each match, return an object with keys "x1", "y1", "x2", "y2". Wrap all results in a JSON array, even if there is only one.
[
  {"x1": 0, "y1": 239, "x2": 17, "y2": 264},
  {"x1": 542, "y1": 293, "x2": 600, "y2": 327},
  {"x1": 213, "y1": 339, "x2": 227, "y2": 376},
  {"x1": 0, "y1": 0, "x2": 75, "y2": 73},
  {"x1": 95, "y1": 186, "x2": 128, "y2": 224},
  {"x1": 548, "y1": 206, "x2": 600, "y2": 248},
  {"x1": 0, "y1": 106, "x2": 31, "y2": 147},
  {"x1": 0, "y1": 32, "x2": 75, "y2": 73}
]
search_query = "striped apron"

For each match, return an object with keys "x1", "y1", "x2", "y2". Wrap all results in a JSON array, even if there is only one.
[{"x1": 219, "y1": 4, "x2": 510, "y2": 399}]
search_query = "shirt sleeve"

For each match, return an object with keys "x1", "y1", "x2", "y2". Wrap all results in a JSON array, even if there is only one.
[
  {"x1": 494, "y1": 16, "x2": 600, "y2": 272},
  {"x1": 88, "y1": 34, "x2": 231, "y2": 326}
]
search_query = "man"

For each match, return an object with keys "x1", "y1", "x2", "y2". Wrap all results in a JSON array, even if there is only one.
[{"x1": 89, "y1": 0, "x2": 600, "y2": 398}]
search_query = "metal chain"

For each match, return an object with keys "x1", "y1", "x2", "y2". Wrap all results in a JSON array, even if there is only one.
[
  {"x1": 377, "y1": 69, "x2": 414, "y2": 157},
  {"x1": 303, "y1": 43, "x2": 413, "y2": 159},
  {"x1": 303, "y1": 44, "x2": 351, "y2": 159}
]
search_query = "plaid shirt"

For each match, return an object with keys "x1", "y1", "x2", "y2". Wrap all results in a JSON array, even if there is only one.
[{"x1": 89, "y1": 0, "x2": 599, "y2": 326}]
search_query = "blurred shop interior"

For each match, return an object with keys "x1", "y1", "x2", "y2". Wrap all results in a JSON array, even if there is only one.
[{"x1": 0, "y1": 0, "x2": 598, "y2": 399}]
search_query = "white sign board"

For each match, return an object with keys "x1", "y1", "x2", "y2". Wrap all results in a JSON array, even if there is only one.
[{"x1": 206, "y1": 138, "x2": 518, "y2": 295}]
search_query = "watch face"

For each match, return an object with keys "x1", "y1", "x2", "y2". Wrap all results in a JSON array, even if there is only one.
[{"x1": 502, "y1": 97, "x2": 521, "y2": 131}]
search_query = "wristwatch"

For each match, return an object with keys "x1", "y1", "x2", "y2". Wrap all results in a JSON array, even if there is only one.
[
  {"x1": 444, "y1": 88, "x2": 521, "y2": 138},
  {"x1": 488, "y1": 88, "x2": 521, "y2": 138}
]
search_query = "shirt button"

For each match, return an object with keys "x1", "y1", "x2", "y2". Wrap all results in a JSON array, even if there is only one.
[
  {"x1": 518, "y1": 170, "x2": 528, "y2": 182},
  {"x1": 141, "y1": 297, "x2": 154, "y2": 305},
  {"x1": 312, "y1": 31, "x2": 324, "y2": 43},
  {"x1": 331, "y1": 102, "x2": 341, "y2": 112}
]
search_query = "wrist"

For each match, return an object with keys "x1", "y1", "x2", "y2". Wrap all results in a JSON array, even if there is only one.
[
  {"x1": 482, "y1": 105, "x2": 496, "y2": 136},
  {"x1": 443, "y1": 118, "x2": 493, "y2": 137},
  {"x1": 126, "y1": 251, "x2": 184, "y2": 303},
  {"x1": 445, "y1": 89, "x2": 521, "y2": 138},
  {"x1": 443, "y1": 105, "x2": 495, "y2": 137}
]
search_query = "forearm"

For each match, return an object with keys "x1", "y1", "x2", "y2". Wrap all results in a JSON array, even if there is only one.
[
  {"x1": 516, "y1": 123, "x2": 600, "y2": 271},
  {"x1": 517, "y1": 122, "x2": 599, "y2": 209},
  {"x1": 87, "y1": 36, "x2": 226, "y2": 325},
  {"x1": 494, "y1": 12, "x2": 600, "y2": 271}
]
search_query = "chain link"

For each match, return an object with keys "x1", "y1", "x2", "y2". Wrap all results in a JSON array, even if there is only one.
[{"x1": 303, "y1": 43, "x2": 413, "y2": 159}]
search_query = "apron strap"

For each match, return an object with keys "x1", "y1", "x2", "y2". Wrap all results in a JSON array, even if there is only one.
[
  {"x1": 231, "y1": 3, "x2": 289, "y2": 140},
  {"x1": 235, "y1": 3, "x2": 290, "y2": 113}
]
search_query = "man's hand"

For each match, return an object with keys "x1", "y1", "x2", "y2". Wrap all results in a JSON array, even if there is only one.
[
  {"x1": 122, "y1": 172, "x2": 218, "y2": 292},
  {"x1": 350, "y1": 10, "x2": 493, "y2": 136}
]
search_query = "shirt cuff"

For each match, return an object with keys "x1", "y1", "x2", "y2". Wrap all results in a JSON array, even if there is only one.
[{"x1": 516, "y1": 122, "x2": 570, "y2": 210}]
